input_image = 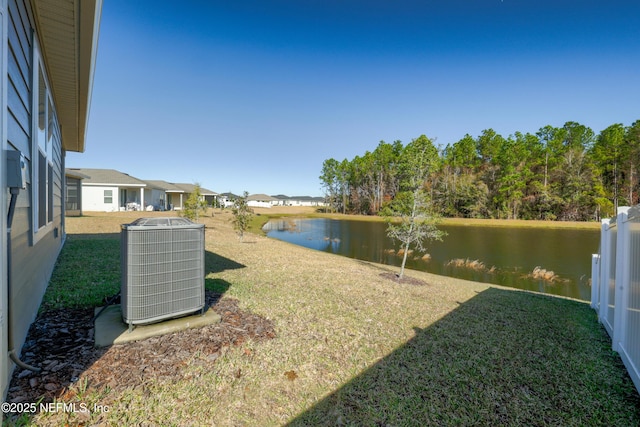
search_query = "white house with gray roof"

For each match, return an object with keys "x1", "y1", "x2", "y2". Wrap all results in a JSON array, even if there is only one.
[
  {"x1": 68, "y1": 170, "x2": 219, "y2": 212},
  {"x1": 68, "y1": 168, "x2": 150, "y2": 211},
  {"x1": 271, "y1": 195, "x2": 326, "y2": 207},
  {"x1": 247, "y1": 194, "x2": 280, "y2": 208}
]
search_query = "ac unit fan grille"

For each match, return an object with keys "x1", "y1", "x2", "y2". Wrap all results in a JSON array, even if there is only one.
[{"x1": 121, "y1": 220, "x2": 205, "y2": 326}]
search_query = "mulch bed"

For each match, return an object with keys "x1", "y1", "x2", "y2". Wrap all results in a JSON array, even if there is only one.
[
  {"x1": 6, "y1": 292, "x2": 276, "y2": 406},
  {"x1": 379, "y1": 272, "x2": 428, "y2": 286}
]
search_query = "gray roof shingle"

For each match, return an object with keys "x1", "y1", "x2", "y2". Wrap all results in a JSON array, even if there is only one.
[{"x1": 66, "y1": 168, "x2": 147, "y2": 186}]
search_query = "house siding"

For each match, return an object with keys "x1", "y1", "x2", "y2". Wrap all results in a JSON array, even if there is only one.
[
  {"x1": 144, "y1": 187, "x2": 166, "y2": 210},
  {"x1": 3, "y1": 0, "x2": 65, "y2": 397},
  {"x1": 7, "y1": 0, "x2": 29, "y2": 156},
  {"x1": 82, "y1": 184, "x2": 120, "y2": 211}
]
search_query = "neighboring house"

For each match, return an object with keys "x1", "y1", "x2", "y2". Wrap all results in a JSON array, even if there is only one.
[
  {"x1": 173, "y1": 183, "x2": 218, "y2": 208},
  {"x1": 219, "y1": 192, "x2": 239, "y2": 208},
  {"x1": 271, "y1": 194, "x2": 289, "y2": 206},
  {"x1": 69, "y1": 168, "x2": 148, "y2": 212},
  {"x1": 143, "y1": 180, "x2": 183, "y2": 211},
  {"x1": 143, "y1": 182, "x2": 168, "y2": 211},
  {"x1": 1, "y1": 0, "x2": 102, "y2": 399},
  {"x1": 144, "y1": 181, "x2": 218, "y2": 210},
  {"x1": 65, "y1": 169, "x2": 90, "y2": 217},
  {"x1": 270, "y1": 195, "x2": 326, "y2": 207},
  {"x1": 247, "y1": 194, "x2": 280, "y2": 208},
  {"x1": 288, "y1": 196, "x2": 326, "y2": 207}
]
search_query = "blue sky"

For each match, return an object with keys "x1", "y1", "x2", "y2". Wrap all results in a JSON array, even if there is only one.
[{"x1": 67, "y1": 0, "x2": 640, "y2": 196}]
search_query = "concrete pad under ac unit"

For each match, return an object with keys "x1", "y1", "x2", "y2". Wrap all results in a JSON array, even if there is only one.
[{"x1": 93, "y1": 305, "x2": 221, "y2": 348}]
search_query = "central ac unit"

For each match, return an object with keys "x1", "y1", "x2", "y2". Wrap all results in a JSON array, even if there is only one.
[{"x1": 121, "y1": 217, "x2": 205, "y2": 328}]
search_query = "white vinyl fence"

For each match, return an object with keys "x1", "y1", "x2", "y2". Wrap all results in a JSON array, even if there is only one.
[{"x1": 592, "y1": 206, "x2": 640, "y2": 394}]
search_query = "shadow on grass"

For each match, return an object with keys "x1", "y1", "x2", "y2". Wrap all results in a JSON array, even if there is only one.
[
  {"x1": 205, "y1": 278, "x2": 232, "y2": 306},
  {"x1": 68, "y1": 232, "x2": 120, "y2": 240},
  {"x1": 205, "y1": 250, "x2": 245, "y2": 274},
  {"x1": 287, "y1": 288, "x2": 640, "y2": 426}
]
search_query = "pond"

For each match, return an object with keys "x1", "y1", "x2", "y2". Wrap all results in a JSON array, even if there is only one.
[{"x1": 263, "y1": 218, "x2": 601, "y2": 301}]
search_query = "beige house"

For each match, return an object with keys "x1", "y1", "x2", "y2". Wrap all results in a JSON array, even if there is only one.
[{"x1": 143, "y1": 180, "x2": 218, "y2": 210}]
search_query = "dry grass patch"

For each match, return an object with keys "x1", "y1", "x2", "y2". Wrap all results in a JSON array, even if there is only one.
[
  {"x1": 526, "y1": 266, "x2": 570, "y2": 283},
  {"x1": 447, "y1": 257, "x2": 496, "y2": 273}
]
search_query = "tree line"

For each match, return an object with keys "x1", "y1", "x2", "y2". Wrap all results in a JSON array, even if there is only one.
[{"x1": 320, "y1": 120, "x2": 640, "y2": 221}]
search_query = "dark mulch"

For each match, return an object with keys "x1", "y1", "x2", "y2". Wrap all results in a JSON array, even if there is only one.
[
  {"x1": 379, "y1": 272, "x2": 428, "y2": 286},
  {"x1": 5, "y1": 292, "x2": 276, "y2": 405}
]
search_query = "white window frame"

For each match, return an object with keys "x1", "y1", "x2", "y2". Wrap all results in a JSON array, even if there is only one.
[{"x1": 31, "y1": 38, "x2": 55, "y2": 244}]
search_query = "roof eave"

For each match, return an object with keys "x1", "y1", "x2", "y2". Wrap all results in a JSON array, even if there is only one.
[
  {"x1": 84, "y1": 183, "x2": 146, "y2": 187},
  {"x1": 31, "y1": 0, "x2": 103, "y2": 153}
]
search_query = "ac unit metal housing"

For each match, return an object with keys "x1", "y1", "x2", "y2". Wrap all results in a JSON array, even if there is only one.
[{"x1": 121, "y1": 217, "x2": 205, "y2": 327}]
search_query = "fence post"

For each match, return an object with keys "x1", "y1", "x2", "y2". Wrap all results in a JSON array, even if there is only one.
[
  {"x1": 613, "y1": 207, "x2": 630, "y2": 352},
  {"x1": 591, "y1": 254, "x2": 600, "y2": 310},
  {"x1": 598, "y1": 218, "x2": 611, "y2": 327}
]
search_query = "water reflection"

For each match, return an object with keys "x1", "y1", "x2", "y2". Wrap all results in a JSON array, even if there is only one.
[{"x1": 263, "y1": 218, "x2": 600, "y2": 301}]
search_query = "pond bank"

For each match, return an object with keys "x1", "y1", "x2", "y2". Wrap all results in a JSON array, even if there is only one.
[{"x1": 249, "y1": 206, "x2": 602, "y2": 234}]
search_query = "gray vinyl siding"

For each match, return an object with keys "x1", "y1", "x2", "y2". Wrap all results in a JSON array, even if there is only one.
[
  {"x1": 52, "y1": 121, "x2": 63, "y2": 220},
  {"x1": 7, "y1": 0, "x2": 30, "y2": 156},
  {"x1": 5, "y1": 0, "x2": 64, "y2": 380}
]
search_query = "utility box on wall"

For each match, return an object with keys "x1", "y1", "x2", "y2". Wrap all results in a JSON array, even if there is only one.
[
  {"x1": 120, "y1": 217, "x2": 205, "y2": 328},
  {"x1": 6, "y1": 150, "x2": 27, "y2": 189}
]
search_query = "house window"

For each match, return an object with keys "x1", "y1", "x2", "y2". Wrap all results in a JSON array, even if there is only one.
[
  {"x1": 66, "y1": 178, "x2": 79, "y2": 210},
  {"x1": 104, "y1": 190, "x2": 113, "y2": 204},
  {"x1": 31, "y1": 38, "x2": 60, "y2": 244},
  {"x1": 37, "y1": 67, "x2": 47, "y2": 228},
  {"x1": 37, "y1": 151, "x2": 46, "y2": 227},
  {"x1": 48, "y1": 163, "x2": 54, "y2": 222},
  {"x1": 47, "y1": 97, "x2": 55, "y2": 222}
]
